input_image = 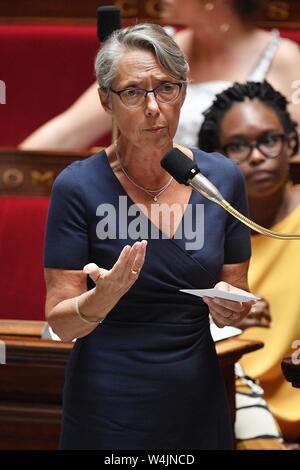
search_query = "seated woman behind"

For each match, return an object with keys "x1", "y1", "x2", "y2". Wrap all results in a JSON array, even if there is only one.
[
  {"x1": 198, "y1": 80, "x2": 300, "y2": 443},
  {"x1": 19, "y1": 0, "x2": 300, "y2": 150}
]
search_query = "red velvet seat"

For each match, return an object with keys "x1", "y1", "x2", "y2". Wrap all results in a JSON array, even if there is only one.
[
  {"x1": 0, "y1": 23, "x2": 107, "y2": 321},
  {"x1": 0, "y1": 23, "x2": 110, "y2": 147},
  {"x1": 280, "y1": 29, "x2": 300, "y2": 44},
  {"x1": 0, "y1": 197, "x2": 49, "y2": 320}
]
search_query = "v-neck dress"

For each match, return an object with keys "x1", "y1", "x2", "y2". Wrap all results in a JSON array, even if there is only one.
[{"x1": 44, "y1": 148, "x2": 251, "y2": 450}]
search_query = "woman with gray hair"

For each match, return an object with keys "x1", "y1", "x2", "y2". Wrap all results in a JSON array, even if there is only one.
[{"x1": 44, "y1": 23, "x2": 253, "y2": 449}]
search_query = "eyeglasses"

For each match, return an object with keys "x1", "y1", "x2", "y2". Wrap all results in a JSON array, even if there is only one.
[
  {"x1": 109, "y1": 82, "x2": 183, "y2": 108},
  {"x1": 221, "y1": 132, "x2": 287, "y2": 164}
]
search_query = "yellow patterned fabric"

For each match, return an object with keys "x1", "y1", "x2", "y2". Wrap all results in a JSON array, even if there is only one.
[{"x1": 240, "y1": 203, "x2": 300, "y2": 441}]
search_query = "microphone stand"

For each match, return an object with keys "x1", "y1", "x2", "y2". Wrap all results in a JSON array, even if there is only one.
[{"x1": 188, "y1": 172, "x2": 300, "y2": 240}]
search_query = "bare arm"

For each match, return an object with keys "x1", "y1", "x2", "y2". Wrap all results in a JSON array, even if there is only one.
[
  {"x1": 268, "y1": 39, "x2": 300, "y2": 157},
  {"x1": 45, "y1": 241, "x2": 147, "y2": 342},
  {"x1": 19, "y1": 82, "x2": 112, "y2": 150},
  {"x1": 202, "y1": 260, "x2": 255, "y2": 328}
]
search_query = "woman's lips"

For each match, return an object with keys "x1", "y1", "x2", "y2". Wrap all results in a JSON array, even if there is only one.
[
  {"x1": 249, "y1": 170, "x2": 276, "y2": 185},
  {"x1": 251, "y1": 170, "x2": 274, "y2": 180},
  {"x1": 144, "y1": 127, "x2": 166, "y2": 133}
]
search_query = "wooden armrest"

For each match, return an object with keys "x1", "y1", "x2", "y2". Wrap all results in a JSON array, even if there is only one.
[{"x1": 0, "y1": 319, "x2": 47, "y2": 337}]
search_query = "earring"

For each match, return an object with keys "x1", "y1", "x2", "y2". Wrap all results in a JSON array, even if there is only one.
[
  {"x1": 204, "y1": 2, "x2": 215, "y2": 11},
  {"x1": 220, "y1": 23, "x2": 230, "y2": 33}
]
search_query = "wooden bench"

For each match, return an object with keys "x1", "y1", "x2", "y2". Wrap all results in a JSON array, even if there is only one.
[{"x1": 0, "y1": 320, "x2": 263, "y2": 449}]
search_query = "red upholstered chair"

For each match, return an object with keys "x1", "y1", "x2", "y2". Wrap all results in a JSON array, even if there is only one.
[
  {"x1": 0, "y1": 22, "x2": 107, "y2": 322},
  {"x1": 0, "y1": 150, "x2": 89, "y2": 321},
  {"x1": 280, "y1": 29, "x2": 300, "y2": 45},
  {"x1": 0, "y1": 196, "x2": 49, "y2": 320},
  {"x1": 0, "y1": 23, "x2": 110, "y2": 148}
]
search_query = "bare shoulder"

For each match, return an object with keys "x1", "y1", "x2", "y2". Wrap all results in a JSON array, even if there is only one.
[
  {"x1": 173, "y1": 28, "x2": 193, "y2": 54},
  {"x1": 267, "y1": 36, "x2": 300, "y2": 97},
  {"x1": 274, "y1": 36, "x2": 300, "y2": 69}
]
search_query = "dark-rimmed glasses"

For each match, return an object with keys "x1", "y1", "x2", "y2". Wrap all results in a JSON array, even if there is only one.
[
  {"x1": 109, "y1": 82, "x2": 183, "y2": 108},
  {"x1": 221, "y1": 132, "x2": 287, "y2": 164}
]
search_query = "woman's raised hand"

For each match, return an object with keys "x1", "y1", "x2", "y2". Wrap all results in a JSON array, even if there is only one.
[{"x1": 83, "y1": 240, "x2": 148, "y2": 298}]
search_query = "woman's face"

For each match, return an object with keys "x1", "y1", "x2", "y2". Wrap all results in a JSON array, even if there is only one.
[
  {"x1": 218, "y1": 100, "x2": 291, "y2": 197},
  {"x1": 160, "y1": 0, "x2": 235, "y2": 27},
  {"x1": 100, "y1": 48, "x2": 185, "y2": 152},
  {"x1": 160, "y1": 0, "x2": 207, "y2": 25}
]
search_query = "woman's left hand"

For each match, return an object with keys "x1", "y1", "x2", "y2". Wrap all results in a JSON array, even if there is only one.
[{"x1": 202, "y1": 281, "x2": 256, "y2": 328}]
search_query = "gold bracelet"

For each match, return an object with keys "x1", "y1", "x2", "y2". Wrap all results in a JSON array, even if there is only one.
[{"x1": 75, "y1": 297, "x2": 102, "y2": 324}]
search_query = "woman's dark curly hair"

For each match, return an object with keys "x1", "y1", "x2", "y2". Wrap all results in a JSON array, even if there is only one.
[
  {"x1": 198, "y1": 81, "x2": 299, "y2": 157},
  {"x1": 232, "y1": 0, "x2": 266, "y2": 19}
]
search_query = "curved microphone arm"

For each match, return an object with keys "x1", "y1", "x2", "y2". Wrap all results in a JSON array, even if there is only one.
[{"x1": 188, "y1": 172, "x2": 300, "y2": 240}]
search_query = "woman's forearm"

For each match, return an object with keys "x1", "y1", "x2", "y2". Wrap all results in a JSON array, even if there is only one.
[{"x1": 47, "y1": 287, "x2": 117, "y2": 342}]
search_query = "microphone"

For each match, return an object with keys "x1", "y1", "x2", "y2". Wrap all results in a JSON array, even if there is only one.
[
  {"x1": 161, "y1": 148, "x2": 223, "y2": 204},
  {"x1": 161, "y1": 148, "x2": 300, "y2": 240},
  {"x1": 97, "y1": 5, "x2": 121, "y2": 43}
]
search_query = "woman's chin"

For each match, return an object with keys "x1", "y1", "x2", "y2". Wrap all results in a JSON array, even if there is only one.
[{"x1": 248, "y1": 183, "x2": 278, "y2": 198}]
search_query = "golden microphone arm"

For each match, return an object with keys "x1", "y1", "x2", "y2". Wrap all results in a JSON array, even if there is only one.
[
  {"x1": 220, "y1": 199, "x2": 300, "y2": 240},
  {"x1": 189, "y1": 172, "x2": 300, "y2": 240}
]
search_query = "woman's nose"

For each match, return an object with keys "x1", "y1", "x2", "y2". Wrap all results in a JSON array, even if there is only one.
[
  {"x1": 144, "y1": 93, "x2": 160, "y2": 117},
  {"x1": 248, "y1": 146, "x2": 267, "y2": 164}
]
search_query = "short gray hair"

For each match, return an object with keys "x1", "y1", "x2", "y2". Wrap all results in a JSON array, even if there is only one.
[{"x1": 94, "y1": 23, "x2": 189, "y2": 92}]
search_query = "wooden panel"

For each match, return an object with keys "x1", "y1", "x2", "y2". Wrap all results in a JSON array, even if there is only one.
[
  {"x1": 256, "y1": 0, "x2": 300, "y2": 29},
  {"x1": 0, "y1": 0, "x2": 161, "y2": 24},
  {"x1": 0, "y1": 403, "x2": 62, "y2": 450},
  {"x1": 0, "y1": 320, "x2": 46, "y2": 337},
  {"x1": 0, "y1": 148, "x2": 90, "y2": 196},
  {"x1": 1, "y1": 1, "x2": 300, "y2": 28},
  {"x1": 0, "y1": 334, "x2": 72, "y2": 449},
  {"x1": 0, "y1": 149, "x2": 299, "y2": 196},
  {"x1": 0, "y1": 325, "x2": 263, "y2": 449}
]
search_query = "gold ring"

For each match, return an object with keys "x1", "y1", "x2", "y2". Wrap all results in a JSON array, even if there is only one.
[{"x1": 131, "y1": 268, "x2": 140, "y2": 275}]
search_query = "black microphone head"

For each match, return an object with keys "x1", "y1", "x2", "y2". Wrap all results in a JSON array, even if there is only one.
[
  {"x1": 160, "y1": 148, "x2": 200, "y2": 185},
  {"x1": 97, "y1": 5, "x2": 121, "y2": 43}
]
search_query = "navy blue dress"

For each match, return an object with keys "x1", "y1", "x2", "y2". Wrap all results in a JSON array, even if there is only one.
[{"x1": 44, "y1": 148, "x2": 251, "y2": 450}]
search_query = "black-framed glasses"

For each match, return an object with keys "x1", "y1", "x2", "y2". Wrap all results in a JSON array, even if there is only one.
[
  {"x1": 109, "y1": 82, "x2": 183, "y2": 108},
  {"x1": 221, "y1": 132, "x2": 287, "y2": 164}
]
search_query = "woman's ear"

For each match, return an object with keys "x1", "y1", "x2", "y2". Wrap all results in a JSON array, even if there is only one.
[{"x1": 98, "y1": 87, "x2": 113, "y2": 115}]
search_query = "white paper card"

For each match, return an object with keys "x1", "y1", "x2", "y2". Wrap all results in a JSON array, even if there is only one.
[
  {"x1": 180, "y1": 288, "x2": 260, "y2": 303},
  {"x1": 210, "y1": 323, "x2": 242, "y2": 342}
]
